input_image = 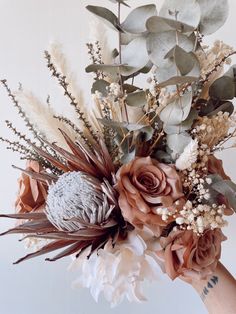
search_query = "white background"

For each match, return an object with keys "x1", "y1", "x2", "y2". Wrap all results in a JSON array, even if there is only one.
[{"x1": 0, "y1": 1, "x2": 236, "y2": 313}]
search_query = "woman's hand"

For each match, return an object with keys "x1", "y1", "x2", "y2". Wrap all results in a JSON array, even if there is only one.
[{"x1": 185, "y1": 262, "x2": 236, "y2": 314}]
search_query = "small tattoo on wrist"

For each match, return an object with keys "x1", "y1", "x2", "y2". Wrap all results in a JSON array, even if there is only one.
[{"x1": 200, "y1": 276, "x2": 219, "y2": 302}]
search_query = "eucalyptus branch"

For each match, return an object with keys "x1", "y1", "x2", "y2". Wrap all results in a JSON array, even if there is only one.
[{"x1": 117, "y1": 3, "x2": 129, "y2": 123}]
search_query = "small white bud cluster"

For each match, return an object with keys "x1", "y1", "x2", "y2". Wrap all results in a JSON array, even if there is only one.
[
  {"x1": 147, "y1": 66, "x2": 158, "y2": 97},
  {"x1": 154, "y1": 207, "x2": 172, "y2": 221},
  {"x1": 197, "y1": 41, "x2": 234, "y2": 79},
  {"x1": 108, "y1": 83, "x2": 122, "y2": 98},
  {"x1": 92, "y1": 90, "x2": 103, "y2": 100},
  {"x1": 155, "y1": 201, "x2": 180, "y2": 222},
  {"x1": 192, "y1": 112, "x2": 230, "y2": 148},
  {"x1": 175, "y1": 201, "x2": 227, "y2": 235}
]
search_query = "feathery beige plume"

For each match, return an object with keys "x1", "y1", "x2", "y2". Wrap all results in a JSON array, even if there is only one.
[
  {"x1": 14, "y1": 90, "x2": 76, "y2": 149},
  {"x1": 175, "y1": 139, "x2": 199, "y2": 171}
]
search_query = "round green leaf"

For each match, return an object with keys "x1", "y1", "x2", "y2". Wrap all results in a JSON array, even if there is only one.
[
  {"x1": 167, "y1": 132, "x2": 192, "y2": 159},
  {"x1": 122, "y1": 37, "x2": 150, "y2": 74},
  {"x1": 159, "y1": 0, "x2": 201, "y2": 30},
  {"x1": 146, "y1": 16, "x2": 195, "y2": 34},
  {"x1": 160, "y1": 91, "x2": 193, "y2": 125},
  {"x1": 147, "y1": 30, "x2": 194, "y2": 68},
  {"x1": 121, "y1": 4, "x2": 157, "y2": 34},
  {"x1": 209, "y1": 76, "x2": 235, "y2": 100},
  {"x1": 198, "y1": 0, "x2": 229, "y2": 35},
  {"x1": 91, "y1": 79, "x2": 110, "y2": 96},
  {"x1": 86, "y1": 5, "x2": 120, "y2": 31},
  {"x1": 126, "y1": 90, "x2": 147, "y2": 107}
]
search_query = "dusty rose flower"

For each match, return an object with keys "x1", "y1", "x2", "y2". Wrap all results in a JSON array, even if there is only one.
[
  {"x1": 116, "y1": 157, "x2": 184, "y2": 236},
  {"x1": 15, "y1": 161, "x2": 48, "y2": 213},
  {"x1": 157, "y1": 228, "x2": 226, "y2": 280}
]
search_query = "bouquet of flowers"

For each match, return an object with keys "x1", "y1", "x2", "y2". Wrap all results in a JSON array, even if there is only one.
[{"x1": 1, "y1": 0, "x2": 236, "y2": 307}]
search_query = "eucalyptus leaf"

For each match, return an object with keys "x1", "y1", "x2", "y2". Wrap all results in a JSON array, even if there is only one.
[
  {"x1": 208, "y1": 174, "x2": 236, "y2": 212},
  {"x1": 126, "y1": 90, "x2": 147, "y2": 108},
  {"x1": 209, "y1": 76, "x2": 235, "y2": 100},
  {"x1": 121, "y1": 32, "x2": 139, "y2": 45},
  {"x1": 121, "y1": 4, "x2": 157, "y2": 34},
  {"x1": 160, "y1": 91, "x2": 193, "y2": 125},
  {"x1": 86, "y1": 64, "x2": 120, "y2": 78},
  {"x1": 91, "y1": 79, "x2": 110, "y2": 96},
  {"x1": 163, "y1": 108, "x2": 198, "y2": 134},
  {"x1": 123, "y1": 84, "x2": 141, "y2": 94},
  {"x1": 167, "y1": 132, "x2": 192, "y2": 159},
  {"x1": 159, "y1": 0, "x2": 201, "y2": 30},
  {"x1": 224, "y1": 65, "x2": 236, "y2": 79},
  {"x1": 121, "y1": 148, "x2": 136, "y2": 164},
  {"x1": 147, "y1": 30, "x2": 194, "y2": 68},
  {"x1": 155, "y1": 60, "x2": 178, "y2": 85},
  {"x1": 174, "y1": 46, "x2": 196, "y2": 76},
  {"x1": 198, "y1": 0, "x2": 229, "y2": 35},
  {"x1": 146, "y1": 16, "x2": 173, "y2": 33},
  {"x1": 86, "y1": 5, "x2": 120, "y2": 31},
  {"x1": 154, "y1": 150, "x2": 174, "y2": 163},
  {"x1": 146, "y1": 16, "x2": 195, "y2": 34},
  {"x1": 86, "y1": 64, "x2": 136, "y2": 79},
  {"x1": 208, "y1": 101, "x2": 234, "y2": 117},
  {"x1": 121, "y1": 37, "x2": 150, "y2": 73}
]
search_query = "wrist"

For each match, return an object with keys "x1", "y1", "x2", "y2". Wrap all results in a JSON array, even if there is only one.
[{"x1": 189, "y1": 262, "x2": 236, "y2": 314}]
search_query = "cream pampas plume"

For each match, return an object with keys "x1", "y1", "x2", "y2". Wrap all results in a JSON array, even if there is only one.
[
  {"x1": 48, "y1": 42, "x2": 85, "y2": 110},
  {"x1": 14, "y1": 90, "x2": 76, "y2": 149},
  {"x1": 175, "y1": 139, "x2": 199, "y2": 171},
  {"x1": 48, "y1": 42, "x2": 100, "y2": 137}
]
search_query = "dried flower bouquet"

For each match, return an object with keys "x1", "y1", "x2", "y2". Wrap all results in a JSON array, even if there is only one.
[{"x1": 1, "y1": 0, "x2": 236, "y2": 307}]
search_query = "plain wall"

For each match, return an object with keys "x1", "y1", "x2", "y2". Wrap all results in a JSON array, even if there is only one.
[{"x1": 0, "y1": 1, "x2": 236, "y2": 313}]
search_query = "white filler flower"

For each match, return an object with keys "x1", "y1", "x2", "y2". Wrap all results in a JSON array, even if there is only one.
[
  {"x1": 176, "y1": 139, "x2": 199, "y2": 171},
  {"x1": 69, "y1": 230, "x2": 161, "y2": 307}
]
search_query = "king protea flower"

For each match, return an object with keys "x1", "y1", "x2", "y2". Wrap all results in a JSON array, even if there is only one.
[{"x1": 0, "y1": 130, "x2": 131, "y2": 263}]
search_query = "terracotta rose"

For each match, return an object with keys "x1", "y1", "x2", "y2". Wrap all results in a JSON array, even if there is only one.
[
  {"x1": 116, "y1": 157, "x2": 185, "y2": 236},
  {"x1": 157, "y1": 228, "x2": 226, "y2": 280},
  {"x1": 15, "y1": 161, "x2": 48, "y2": 213}
]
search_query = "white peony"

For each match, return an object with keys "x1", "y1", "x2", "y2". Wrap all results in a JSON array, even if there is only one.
[{"x1": 69, "y1": 230, "x2": 161, "y2": 307}]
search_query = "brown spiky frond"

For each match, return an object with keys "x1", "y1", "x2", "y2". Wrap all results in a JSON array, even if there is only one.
[
  {"x1": 27, "y1": 129, "x2": 116, "y2": 181},
  {"x1": 0, "y1": 131, "x2": 131, "y2": 264},
  {"x1": 0, "y1": 202, "x2": 130, "y2": 263}
]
